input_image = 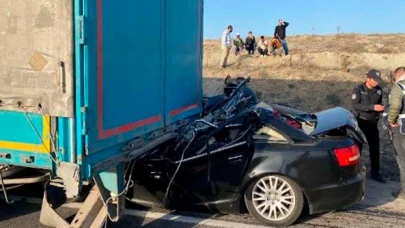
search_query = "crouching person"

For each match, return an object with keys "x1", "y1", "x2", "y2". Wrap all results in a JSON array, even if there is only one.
[
  {"x1": 245, "y1": 31, "x2": 256, "y2": 55},
  {"x1": 257, "y1": 36, "x2": 268, "y2": 57},
  {"x1": 234, "y1": 33, "x2": 244, "y2": 55},
  {"x1": 270, "y1": 37, "x2": 283, "y2": 56}
]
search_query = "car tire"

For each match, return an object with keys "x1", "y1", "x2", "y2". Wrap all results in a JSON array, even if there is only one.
[{"x1": 244, "y1": 175, "x2": 304, "y2": 227}]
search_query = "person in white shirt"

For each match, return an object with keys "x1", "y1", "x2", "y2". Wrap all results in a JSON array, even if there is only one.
[
  {"x1": 257, "y1": 36, "x2": 269, "y2": 57},
  {"x1": 220, "y1": 25, "x2": 233, "y2": 68}
]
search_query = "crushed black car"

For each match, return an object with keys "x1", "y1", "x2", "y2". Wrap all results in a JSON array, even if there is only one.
[{"x1": 127, "y1": 76, "x2": 366, "y2": 227}]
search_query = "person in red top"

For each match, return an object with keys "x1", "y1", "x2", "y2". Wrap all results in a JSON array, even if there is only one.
[{"x1": 269, "y1": 37, "x2": 282, "y2": 56}]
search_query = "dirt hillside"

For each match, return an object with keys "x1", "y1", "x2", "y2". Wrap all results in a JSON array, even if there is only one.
[{"x1": 203, "y1": 34, "x2": 405, "y2": 180}]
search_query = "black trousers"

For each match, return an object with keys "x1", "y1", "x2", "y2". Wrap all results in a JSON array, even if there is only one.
[
  {"x1": 357, "y1": 118, "x2": 380, "y2": 175},
  {"x1": 258, "y1": 48, "x2": 268, "y2": 56},
  {"x1": 235, "y1": 46, "x2": 243, "y2": 55},
  {"x1": 246, "y1": 46, "x2": 254, "y2": 54}
]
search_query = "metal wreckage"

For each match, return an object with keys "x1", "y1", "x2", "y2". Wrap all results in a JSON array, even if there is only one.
[
  {"x1": 126, "y1": 76, "x2": 366, "y2": 227},
  {"x1": 0, "y1": 76, "x2": 366, "y2": 227}
]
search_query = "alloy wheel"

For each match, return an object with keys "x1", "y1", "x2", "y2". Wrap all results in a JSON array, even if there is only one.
[{"x1": 252, "y1": 176, "x2": 295, "y2": 221}]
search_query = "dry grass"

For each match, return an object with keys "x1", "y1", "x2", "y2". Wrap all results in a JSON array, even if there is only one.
[{"x1": 203, "y1": 34, "x2": 405, "y2": 180}]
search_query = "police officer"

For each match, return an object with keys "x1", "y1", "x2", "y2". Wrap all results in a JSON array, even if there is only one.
[
  {"x1": 352, "y1": 69, "x2": 386, "y2": 183},
  {"x1": 387, "y1": 66, "x2": 405, "y2": 199}
]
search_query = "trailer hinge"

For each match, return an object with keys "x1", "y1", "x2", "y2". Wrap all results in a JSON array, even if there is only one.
[{"x1": 78, "y1": 15, "x2": 86, "y2": 44}]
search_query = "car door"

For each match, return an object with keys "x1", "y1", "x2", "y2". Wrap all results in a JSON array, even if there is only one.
[
  {"x1": 198, "y1": 111, "x2": 255, "y2": 202},
  {"x1": 171, "y1": 121, "x2": 253, "y2": 206},
  {"x1": 207, "y1": 130, "x2": 252, "y2": 203}
]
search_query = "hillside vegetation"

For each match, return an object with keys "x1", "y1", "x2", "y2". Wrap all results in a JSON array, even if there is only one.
[{"x1": 203, "y1": 34, "x2": 405, "y2": 112}]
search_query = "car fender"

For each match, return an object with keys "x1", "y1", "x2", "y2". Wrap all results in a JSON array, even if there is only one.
[
  {"x1": 235, "y1": 147, "x2": 343, "y2": 210},
  {"x1": 235, "y1": 155, "x2": 313, "y2": 214},
  {"x1": 237, "y1": 155, "x2": 281, "y2": 201}
]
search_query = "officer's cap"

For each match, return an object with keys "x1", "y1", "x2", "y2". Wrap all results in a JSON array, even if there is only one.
[{"x1": 366, "y1": 69, "x2": 382, "y2": 82}]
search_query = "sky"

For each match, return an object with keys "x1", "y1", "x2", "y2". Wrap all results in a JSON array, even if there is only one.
[{"x1": 203, "y1": 0, "x2": 405, "y2": 39}]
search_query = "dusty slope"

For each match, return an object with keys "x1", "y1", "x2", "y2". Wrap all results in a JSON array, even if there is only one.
[{"x1": 203, "y1": 34, "x2": 405, "y2": 180}]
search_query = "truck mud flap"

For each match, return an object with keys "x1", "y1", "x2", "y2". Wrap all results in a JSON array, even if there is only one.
[
  {"x1": 39, "y1": 181, "x2": 111, "y2": 228},
  {"x1": 39, "y1": 181, "x2": 71, "y2": 227}
]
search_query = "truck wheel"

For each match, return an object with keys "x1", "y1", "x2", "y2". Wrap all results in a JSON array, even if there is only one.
[{"x1": 244, "y1": 175, "x2": 304, "y2": 227}]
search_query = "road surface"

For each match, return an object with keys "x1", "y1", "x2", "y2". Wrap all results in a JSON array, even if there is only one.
[{"x1": 1, "y1": 179, "x2": 405, "y2": 228}]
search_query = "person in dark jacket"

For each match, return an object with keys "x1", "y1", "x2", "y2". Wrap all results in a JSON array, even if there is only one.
[
  {"x1": 245, "y1": 31, "x2": 256, "y2": 55},
  {"x1": 351, "y1": 69, "x2": 386, "y2": 183},
  {"x1": 274, "y1": 19, "x2": 289, "y2": 56}
]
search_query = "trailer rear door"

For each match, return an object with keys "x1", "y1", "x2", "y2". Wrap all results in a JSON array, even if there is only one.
[
  {"x1": 80, "y1": 0, "x2": 203, "y2": 172},
  {"x1": 82, "y1": 0, "x2": 165, "y2": 156},
  {"x1": 165, "y1": 0, "x2": 203, "y2": 124}
]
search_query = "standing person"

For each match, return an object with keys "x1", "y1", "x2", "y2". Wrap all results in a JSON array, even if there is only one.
[
  {"x1": 233, "y1": 33, "x2": 244, "y2": 55},
  {"x1": 351, "y1": 69, "x2": 386, "y2": 183},
  {"x1": 220, "y1": 25, "x2": 233, "y2": 68},
  {"x1": 245, "y1": 31, "x2": 256, "y2": 55},
  {"x1": 274, "y1": 19, "x2": 289, "y2": 56},
  {"x1": 387, "y1": 66, "x2": 405, "y2": 199},
  {"x1": 257, "y1": 36, "x2": 269, "y2": 57}
]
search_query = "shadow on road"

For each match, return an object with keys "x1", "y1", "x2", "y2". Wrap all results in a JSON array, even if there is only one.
[
  {"x1": 358, "y1": 179, "x2": 403, "y2": 210},
  {"x1": 0, "y1": 182, "x2": 44, "y2": 223},
  {"x1": 0, "y1": 200, "x2": 40, "y2": 222},
  {"x1": 296, "y1": 178, "x2": 403, "y2": 225},
  {"x1": 109, "y1": 207, "x2": 224, "y2": 228}
]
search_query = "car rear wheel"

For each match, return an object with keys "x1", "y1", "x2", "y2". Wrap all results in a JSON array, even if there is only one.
[{"x1": 244, "y1": 175, "x2": 304, "y2": 227}]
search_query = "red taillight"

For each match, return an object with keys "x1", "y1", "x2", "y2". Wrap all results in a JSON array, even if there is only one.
[{"x1": 334, "y1": 144, "x2": 360, "y2": 167}]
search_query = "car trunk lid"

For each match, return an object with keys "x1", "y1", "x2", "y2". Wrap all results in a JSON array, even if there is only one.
[{"x1": 310, "y1": 107, "x2": 364, "y2": 141}]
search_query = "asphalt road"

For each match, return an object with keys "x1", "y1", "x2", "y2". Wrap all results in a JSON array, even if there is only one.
[
  {"x1": 1, "y1": 179, "x2": 405, "y2": 228},
  {"x1": 1, "y1": 199, "x2": 405, "y2": 228}
]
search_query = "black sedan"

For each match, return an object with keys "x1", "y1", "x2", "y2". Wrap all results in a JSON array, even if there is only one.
[{"x1": 127, "y1": 77, "x2": 366, "y2": 227}]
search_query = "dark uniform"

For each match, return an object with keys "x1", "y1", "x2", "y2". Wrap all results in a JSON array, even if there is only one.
[
  {"x1": 351, "y1": 82, "x2": 383, "y2": 179},
  {"x1": 245, "y1": 36, "x2": 256, "y2": 55}
]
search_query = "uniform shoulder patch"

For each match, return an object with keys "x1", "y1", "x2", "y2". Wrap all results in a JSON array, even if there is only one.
[
  {"x1": 352, "y1": 94, "x2": 357, "y2": 100},
  {"x1": 377, "y1": 90, "x2": 382, "y2": 95}
]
